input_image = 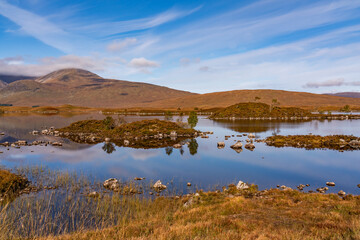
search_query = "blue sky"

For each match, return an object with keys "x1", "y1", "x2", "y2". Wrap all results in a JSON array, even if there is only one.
[{"x1": 0, "y1": 0, "x2": 360, "y2": 93}]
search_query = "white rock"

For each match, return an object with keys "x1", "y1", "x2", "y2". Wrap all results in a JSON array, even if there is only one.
[
  {"x1": 103, "y1": 178, "x2": 120, "y2": 191},
  {"x1": 236, "y1": 180, "x2": 249, "y2": 190},
  {"x1": 153, "y1": 180, "x2": 167, "y2": 191}
]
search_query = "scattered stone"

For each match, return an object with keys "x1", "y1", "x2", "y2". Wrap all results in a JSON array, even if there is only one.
[
  {"x1": 103, "y1": 178, "x2": 120, "y2": 191},
  {"x1": 173, "y1": 144, "x2": 182, "y2": 148},
  {"x1": 248, "y1": 133, "x2": 255, "y2": 138},
  {"x1": 153, "y1": 180, "x2": 167, "y2": 191},
  {"x1": 187, "y1": 182, "x2": 192, "y2": 187},
  {"x1": 170, "y1": 131, "x2": 177, "y2": 138},
  {"x1": 326, "y1": 182, "x2": 335, "y2": 187},
  {"x1": 217, "y1": 142, "x2": 225, "y2": 148},
  {"x1": 316, "y1": 187, "x2": 328, "y2": 193},
  {"x1": 236, "y1": 180, "x2": 249, "y2": 190},
  {"x1": 124, "y1": 140, "x2": 129, "y2": 146},
  {"x1": 338, "y1": 190, "x2": 346, "y2": 197},
  {"x1": 245, "y1": 143, "x2": 255, "y2": 150},
  {"x1": 134, "y1": 177, "x2": 145, "y2": 181},
  {"x1": 230, "y1": 141, "x2": 243, "y2": 149},
  {"x1": 105, "y1": 138, "x2": 111, "y2": 142},
  {"x1": 183, "y1": 197, "x2": 194, "y2": 208},
  {"x1": 357, "y1": 184, "x2": 360, "y2": 188},
  {"x1": 280, "y1": 185, "x2": 292, "y2": 191},
  {"x1": 88, "y1": 191, "x2": 100, "y2": 198}
]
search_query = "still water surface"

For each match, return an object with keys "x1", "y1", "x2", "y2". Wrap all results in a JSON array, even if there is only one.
[{"x1": 1, "y1": 114, "x2": 360, "y2": 194}]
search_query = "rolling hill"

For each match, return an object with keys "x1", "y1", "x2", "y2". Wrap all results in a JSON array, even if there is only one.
[
  {"x1": 0, "y1": 69, "x2": 196, "y2": 108},
  {"x1": 144, "y1": 89, "x2": 360, "y2": 110}
]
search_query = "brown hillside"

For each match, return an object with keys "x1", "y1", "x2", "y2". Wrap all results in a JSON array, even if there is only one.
[
  {"x1": 144, "y1": 89, "x2": 360, "y2": 110},
  {"x1": 0, "y1": 68, "x2": 196, "y2": 107}
]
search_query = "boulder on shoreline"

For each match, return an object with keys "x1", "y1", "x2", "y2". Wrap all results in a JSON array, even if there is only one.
[
  {"x1": 153, "y1": 180, "x2": 167, "y2": 192},
  {"x1": 103, "y1": 178, "x2": 120, "y2": 191}
]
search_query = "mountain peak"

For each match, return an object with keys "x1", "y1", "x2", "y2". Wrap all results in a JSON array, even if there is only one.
[{"x1": 36, "y1": 68, "x2": 102, "y2": 84}]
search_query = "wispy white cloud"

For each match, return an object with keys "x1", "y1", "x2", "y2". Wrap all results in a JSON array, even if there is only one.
[
  {"x1": 0, "y1": 0, "x2": 74, "y2": 53},
  {"x1": 304, "y1": 78, "x2": 360, "y2": 88},
  {"x1": 70, "y1": 7, "x2": 201, "y2": 37},
  {"x1": 0, "y1": 55, "x2": 107, "y2": 76},
  {"x1": 129, "y1": 57, "x2": 159, "y2": 68},
  {"x1": 107, "y1": 38, "x2": 138, "y2": 52}
]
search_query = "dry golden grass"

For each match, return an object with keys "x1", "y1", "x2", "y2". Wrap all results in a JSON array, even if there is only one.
[{"x1": 40, "y1": 189, "x2": 360, "y2": 240}]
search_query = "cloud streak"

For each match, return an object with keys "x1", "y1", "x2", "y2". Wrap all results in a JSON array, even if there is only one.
[{"x1": 304, "y1": 78, "x2": 360, "y2": 88}]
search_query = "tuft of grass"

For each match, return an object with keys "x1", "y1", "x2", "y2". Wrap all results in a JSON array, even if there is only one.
[{"x1": 0, "y1": 169, "x2": 29, "y2": 199}]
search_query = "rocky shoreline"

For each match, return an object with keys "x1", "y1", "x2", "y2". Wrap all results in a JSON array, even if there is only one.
[
  {"x1": 211, "y1": 114, "x2": 360, "y2": 120},
  {"x1": 265, "y1": 135, "x2": 360, "y2": 151}
]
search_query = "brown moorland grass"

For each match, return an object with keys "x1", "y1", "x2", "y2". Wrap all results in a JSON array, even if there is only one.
[
  {"x1": 40, "y1": 189, "x2": 360, "y2": 240},
  {"x1": 144, "y1": 89, "x2": 360, "y2": 111}
]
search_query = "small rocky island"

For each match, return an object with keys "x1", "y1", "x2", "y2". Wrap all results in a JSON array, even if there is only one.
[
  {"x1": 210, "y1": 102, "x2": 360, "y2": 120},
  {"x1": 57, "y1": 117, "x2": 199, "y2": 148},
  {"x1": 265, "y1": 135, "x2": 360, "y2": 151}
]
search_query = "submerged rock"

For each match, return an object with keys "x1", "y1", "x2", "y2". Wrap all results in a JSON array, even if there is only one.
[
  {"x1": 134, "y1": 177, "x2": 145, "y2": 181},
  {"x1": 88, "y1": 191, "x2": 100, "y2": 198},
  {"x1": 217, "y1": 142, "x2": 225, "y2": 148},
  {"x1": 103, "y1": 178, "x2": 120, "y2": 191},
  {"x1": 326, "y1": 182, "x2": 335, "y2": 187}
]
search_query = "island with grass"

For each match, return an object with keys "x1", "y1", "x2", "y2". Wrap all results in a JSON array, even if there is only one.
[
  {"x1": 209, "y1": 102, "x2": 360, "y2": 120},
  {"x1": 57, "y1": 117, "x2": 199, "y2": 148}
]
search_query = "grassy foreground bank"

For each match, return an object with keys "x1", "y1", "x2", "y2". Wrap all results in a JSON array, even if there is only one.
[
  {"x1": 1, "y1": 167, "x2": 360, "y2": 239},
  {"x1": 41, "y1": 189, "x2": 360, "y2": 240}
]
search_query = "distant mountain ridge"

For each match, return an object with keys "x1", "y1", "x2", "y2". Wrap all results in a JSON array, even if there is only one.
[
  {"x1": 0, "y1": 74, "x2": 35, "y2": 84},
  {"x1": 0, "y1": 68, "x2": 196, "y2": 108},
  {"x1": 324, "y1": 92, "x2": 360, "y2": 98}
]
